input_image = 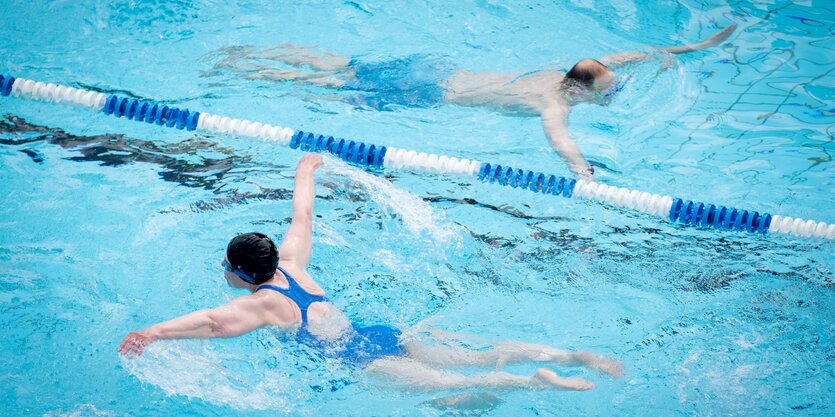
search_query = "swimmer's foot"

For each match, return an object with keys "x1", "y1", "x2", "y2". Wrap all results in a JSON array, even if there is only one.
[
  {"x1": 532, "y1": 368, "x2": 595, "y2": 391},
  {"x1": 575, "y1": 352, "x2": 623, "y2": 379}
]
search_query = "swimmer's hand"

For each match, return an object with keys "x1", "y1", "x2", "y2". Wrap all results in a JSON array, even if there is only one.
[
  {"x1": 660, "y1": 23, "x2": 738, "y2": 54},
  {"x1": 118, "y1": 329, "x2": 156, "y2": 357},
  {"x1": 581, "y1": 165, "x2": 596, "y2": 182},
  {"x1": 297, "y1": 153, "x2": 323, "y2": 174}
]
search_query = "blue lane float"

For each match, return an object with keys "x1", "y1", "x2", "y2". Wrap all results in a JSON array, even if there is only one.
[
  {"x1": 2, "y1": 72, "x2": 833, "y2": 240},
  {"x1": 1, "y1": 75, "x2": 15, "y2": 96},
  {"x1": 290, "y1": 131, "x2": 387, "y2": 169},
  {"x1": 668, "y1": 198, "x2": 772, "y2": 234},
  {"x1": 478, "y1": 163, "x2": 576, "y2": 197},
  {"x1": 102, "y1": 95, "x2": 200, "y2": 131}
]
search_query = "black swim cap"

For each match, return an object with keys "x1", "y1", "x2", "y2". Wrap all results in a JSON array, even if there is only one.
[{"x1": 226, "y1": 232, "x2": 278, "y2": 284}]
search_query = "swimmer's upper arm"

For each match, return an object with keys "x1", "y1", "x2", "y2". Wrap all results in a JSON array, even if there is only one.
[
  {"x1": 541, "y1": 105, "x2": 594, "y2": 180},
  {"x1": 204, "y1": 295, "x2": 273, "y2": 338},
  {"x1": 599, "y1": 51, "x2": 648, "y2": 67},
  {"x1": 278, "y1": 216, "x2": 312, "y2": 267}
]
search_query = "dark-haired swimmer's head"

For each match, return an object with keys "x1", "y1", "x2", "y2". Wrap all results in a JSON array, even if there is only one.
[
  {"x1": 562, "y1": 58, "x2": 618, "y2": 104},
  {"x1": 223, "y1": 232, "x2": 278, "y2": 287}
]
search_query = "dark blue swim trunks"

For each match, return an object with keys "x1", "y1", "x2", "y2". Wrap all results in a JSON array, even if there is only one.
[{"x1": 343, "y1": 54, "x2": 454, "y2": 111}]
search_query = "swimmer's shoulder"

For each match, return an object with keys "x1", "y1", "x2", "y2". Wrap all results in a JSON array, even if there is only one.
[
  {"x1": 509, "y1": 72, "x2": 567, "y2": 110},
  {"x1": 230, "y1": 290, "x2": 298, "y2": 328},
  {"x1": 515, "y1": 70, "x2": 564, "y2": 84},
  {"x1": 277, "y1": 261, "x2": 327, "y2": 296},
  {"x1": 510, "y1": 71, "x2": 564, "y2": 97}
]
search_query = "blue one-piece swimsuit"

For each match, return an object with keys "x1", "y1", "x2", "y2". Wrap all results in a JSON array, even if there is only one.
[
  {"x1": 256, "y1": 266, "x2": 404, "y2": 366},
  {"x1": 343, "y1": 54, "x2": 454, "y2": 111}
]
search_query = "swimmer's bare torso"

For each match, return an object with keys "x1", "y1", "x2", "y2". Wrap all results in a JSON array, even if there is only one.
[{"x1": 445, "y1": 70, "x2": 566, "y2": 116}]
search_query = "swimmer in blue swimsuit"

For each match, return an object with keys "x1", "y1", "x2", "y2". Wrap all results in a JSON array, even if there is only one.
[
  {"x1": 217, "y1": 24, "x2": 736, "y2": 180},
  {"x1": 120, "y1": 154, "x2": 623, "y2": 390},
  {"x1": 254, "y1": 265, "x2": 405, "y2": 366}
]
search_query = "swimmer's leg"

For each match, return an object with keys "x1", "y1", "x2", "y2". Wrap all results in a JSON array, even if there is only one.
[
  {"x1": 209, "y1": 45, "x2": 258, "y2": 69},
  {"x1": 259, "y1": 44, "x2": 352, "y2": 72},
  {"x1": 366, "y1": 357, "x2": 594, "y2": 391},
  {"x1": 402, "y1": 332, "x2": 622, "y2": 378},
  {"x1": 421, "y1": 392, "x2": 502, "y2": 413},
  {"x1": 207, "y1": 44, "x2": 354, "y2": 87},
  {"x1": 242, "y1": 69, "x2": 348, "y2": 87}
]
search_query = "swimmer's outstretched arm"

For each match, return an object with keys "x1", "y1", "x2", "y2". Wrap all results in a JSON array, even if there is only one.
[
  {"x1": 118, "y1": 295, "x2": 273, "y2": 356},
  {"x1": 600, "y1": 24, "x2": 737, "y2": 67},
  {"x1": 541, "y1": 105, "x2": 595, "y2": 181},
  {"x1": 276, "y1": 154, "x2": 323, "y2": 270}
]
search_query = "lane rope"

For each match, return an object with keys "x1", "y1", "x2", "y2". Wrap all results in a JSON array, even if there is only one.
[{"x1": 3, "y1": 74, "x2": 833, "y2": 240}]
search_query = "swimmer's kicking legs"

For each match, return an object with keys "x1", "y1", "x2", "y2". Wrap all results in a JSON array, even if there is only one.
[
  {"x1": 364, "y1": 328, "x2": 621, "y2": 391},
  {"x1": 403, "y1": 334, "x2": 622, "y2": 376},
  {"x1": 216, "y1": 44, "x2": 355, "y2": 88}
]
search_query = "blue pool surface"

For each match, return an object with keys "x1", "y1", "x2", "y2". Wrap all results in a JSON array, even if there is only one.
[{"x1": 1, "y1": 1, "x2": 833, "y2": 416}]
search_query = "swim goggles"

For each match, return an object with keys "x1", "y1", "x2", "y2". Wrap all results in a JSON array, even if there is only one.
[
  {"x1": 595, "y1": 79, "x2": 625, "y2": 101},
  {"x1": 222, "y1": 259, "x2": 260, "y2": 284}
]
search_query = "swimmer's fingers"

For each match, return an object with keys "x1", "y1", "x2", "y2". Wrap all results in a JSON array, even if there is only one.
[
  {"x1": 579, "y1": 170, "x2": 596, "y2": 182},
  {"x1": 710, "y1": 23, "x2": 737, "y2": 45},
  {"x1": 298, "y1": 153, "x2": 324, "y2": 172},
  {"x1": 118, "y1": 331, "x2": 150, "y2": 357},
  {"x1": 596, "y1": 358, "x2": 624, "y2": 380},
  {"x1": 117, "y1": 334, "x2": 138, "y2": 356},
  {"x1": 117, "y1": 334, "x2": 132, "y2": 355},
  {"x1": 609, "y1": 361, "x2": 624, "y2": 379}
]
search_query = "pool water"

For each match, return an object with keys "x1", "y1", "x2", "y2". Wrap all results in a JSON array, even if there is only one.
[{"x1": 1, "y1": 0, "x2": 833, "y2": 416}]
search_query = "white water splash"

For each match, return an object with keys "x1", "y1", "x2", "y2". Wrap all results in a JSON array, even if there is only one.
[
  {"x1": 313, "y1": 220, "x2": 351, "y2": 247},
  {"x1": 121, "y1": 341, "x2": 295, "y2": 412},
  {"x1": 321, "y1": 156, "x2": 461, "y2": 244},
  {"x1": 43, "y1": 404, "x2": 117, "y2": 417}
]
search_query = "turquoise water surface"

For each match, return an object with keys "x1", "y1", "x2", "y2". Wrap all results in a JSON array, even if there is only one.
[{"x1": 1, "y1": 1, "x2": 833, "y2": 416}]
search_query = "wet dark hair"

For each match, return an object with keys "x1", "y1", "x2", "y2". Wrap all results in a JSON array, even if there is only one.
[
  {"x1": 564, "y1": 58, "x2": 611, "y2": 88},
  {"x1": 226, "y1": 232, "x2": 278, "y2": 284}
]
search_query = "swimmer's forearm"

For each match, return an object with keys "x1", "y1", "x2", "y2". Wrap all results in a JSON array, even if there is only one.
[
  {"x1": 661, "y1": 24, "x2": 737, "y2": 54},
  {"x1": 541, "y1": 108, "x2": 594, "y2": 181},
  {"x1": 292, "y1": 165, "x2": 316, "y2": 221},
  {"x1": 551, "y1": 141, "x2": 592, "y2": 178},
  {"x1": 147, "y1": 310, "x2": 223, "y2": 341},
  {"x1": 602, "y1": 24, "x2": 736, "y2": 66},
  {"x1": 290, "y1": 155, "x2": 323, "y2": 223}
]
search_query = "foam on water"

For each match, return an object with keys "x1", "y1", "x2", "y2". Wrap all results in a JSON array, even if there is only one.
[
  {"x1": 121, "y1": 341, "x2": 294, "y2": 412},
  {"x1": 321, "y1": 156, "x2": 461, "y2": 244},
  {"x1": 43, "y1": 404, "x2": 118, "y2": 417}
]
